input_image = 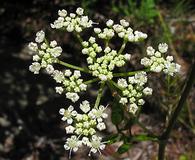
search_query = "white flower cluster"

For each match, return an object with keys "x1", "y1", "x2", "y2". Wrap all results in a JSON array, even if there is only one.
[
  {"x1": 51, "y1": 7, "x2": 93, "y2": 32},
  {"x1": 117, "y1": 71, "x2": 153, "y2": 114},
  {"x1": 82, "y1": 37, "x2": 131, "y2": 81},
  {"x1": 52, "y1": 70, "x2": 87, "y2": 102},
  {"x1": 141, "y1": 43, "x2": 181, "y2": 76},
  {"x1": 59, "y1": 101, "x2": 108, "y2": 156},
  {"x1": 29, "y1": 30, "x2": 62, "y2": 74},
  {"x1": 93, "y1": 19, "x2": 147, "y2": 42}
]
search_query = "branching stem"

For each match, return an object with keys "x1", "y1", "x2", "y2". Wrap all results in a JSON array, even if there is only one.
[{"x1": 57, "y1": 60, "x2": 90, "y2": 73}]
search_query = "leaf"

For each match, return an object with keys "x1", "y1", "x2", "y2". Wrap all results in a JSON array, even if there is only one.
[
  {"x1": 117, "y1": 143, "x2": 132, "y2": 154},
  {"x1": 111, "y1": 99, "x2": 124, "y2": 125},
  {"x1": 105, "y1": 134, "x2": 119, "y2": 144},
  {"x1": 132, "y1": 134, "x2": 158, "y2": 141}
]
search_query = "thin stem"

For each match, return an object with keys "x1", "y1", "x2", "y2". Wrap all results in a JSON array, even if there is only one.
[
  {"x1": 84, "y1": 78, "x2": 100, "y2": 85},
  {"x1": 136, "y1": 120, "x2": 157, "y2": 137},
  {"x1": 118, "y1": 40, "x2": 127, "y2": 55},
  {"x1": 94, "y1": 82, "x2": 105, "y2": 108},
  {"x1": 110, "y1": 80, "x2": 123, "y2": 91},
  {"x1": 57, "y1": 60, "x2": 90, "y2": 73},
  {"x1": 113, "y1": 68, "x2": 150, "y2": 77},
  {"x1": 74, "y1": 33, "x2": 83, "y2": 45},
  {"x1": 158, "y1": 61, "x2": 195, "y2": 160}
]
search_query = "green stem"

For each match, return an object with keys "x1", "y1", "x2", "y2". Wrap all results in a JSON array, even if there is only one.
[
  {"x1": 57, "y1": 60, "x2": 90, "y2": 73},
  {"x1": 158, "y1": 61, "x2": 195, "y2": 160},
  {"x1": 118, "y1": 40, "x2": 127, "y2": 55},
  {"x1": 74, "y1": 33, "x2": 83, "y2": 45},
  {"x1": 94, "y1": 82, "x2": 105, "y2": 108},
  {"x1": 113, "y1": 68, "x2": 150, "y2": 77},
  {"x1": 84, "y1": 78, "x2": 100, "y2": 85}
]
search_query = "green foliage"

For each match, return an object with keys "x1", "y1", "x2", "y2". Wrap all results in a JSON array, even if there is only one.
[
  {"x1": 179, "y1": 154, "x2": 189, "y2": 160},
  {"x1": 111, "y1": 0, "x2": 158, "y2": 25},
  {"x1": 117, "y1": 143, "x2": 132, "y2": 154},
  {"x1": 172, "y1": 0, "x2": 192, "y2": 18}
]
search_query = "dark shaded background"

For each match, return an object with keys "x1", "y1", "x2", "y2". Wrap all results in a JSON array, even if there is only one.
[{"x1": 0, "y1": 0, "x2": 195, "y2": 159}]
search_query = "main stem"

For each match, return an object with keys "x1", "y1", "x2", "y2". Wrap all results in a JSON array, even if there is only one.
[
  {"x1": 94, "y1": 82, "x2": 105, "y2": 108},
  {"x1": 158, "y1": 61, "x2": 195, "y2": 160}
]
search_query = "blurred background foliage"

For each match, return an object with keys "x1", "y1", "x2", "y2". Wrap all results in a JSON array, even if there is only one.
[{"x1": 0, "y1": 0, "x2": 195, "y2": 159}]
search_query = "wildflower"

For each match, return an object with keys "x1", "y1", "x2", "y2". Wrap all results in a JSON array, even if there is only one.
[
  {"x1": 55, "y1": 86, "x2": 64, "y2": 94},
  {"x1": 158, "y1": 43, "x2": 168, "y2": 53},
  {"x1": 88, "y1": 135, "x2": 106, "y2": 156},
  {"x1": 64, "y1": 136, "x2": 82, "y2": 158},
  {"x1": 66, "y1": 92, "x2": 79, "y2": 102},
  {"x1": 59, "y1": 105, "x2": 77, "y2": 124},
  {"x1": 29, "y1": 62, "x2": 41, "y2": 74},
  {"x1": 35, "y1": 30, "x2": 45, "y2": 43}
]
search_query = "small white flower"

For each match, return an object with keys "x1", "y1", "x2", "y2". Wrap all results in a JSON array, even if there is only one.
[
  {"x1": 53, "y1": 70, "x2": 64, "y2": 83},
  {"x1": 97, "y1": 122, "x2": 106, "y2": 131},
  {"x1": 79, "y1": 83, "x2": 87, "y2": 91},
  {"x1": 55, "y1": 86, "x2": 64, "y2": 94},
  {"x1": 58, "y1": 9, "x2": 67, "y2": 17},
  {"x1": 155, "y1": 51, "x2": 161, "y2": 58},
  {"x1": 120, "y1": 19, "x2": 129, "y2": 27},
  {"x1": 99, "y1": 75, "x2": 107, "y2": 81},
  {"x1": 104, "y1": 47, "x2": 111, "y2": 54},
  {"x1": 35, "y1": 30, "x2": 45, "y2": 43},
  {"x1": 29, "y1": 62, "x2": 41, "y2": 74},
  {"x1": 76, "y1": 7, "x2": 84, "y2": 15},
  {"x1": 64, "y1": 136, "x2": 82, "y2": 157},
  {"x1": 73, "y1": 70, "x2": 81, "y2": 78},
  {"x1": 65, "y1": 126, "x2": 75, "y2": 134},
  {"x1": 66, "y1": 92, "x2": 79, "y2": 102},
  {"x1": 59, "y1": 105, "x2": 76, "y2": 124},
  {"x1": 32, "y1": 55, "x2": 40, "y2": 61},
  {"x1": 50, "y1": 40, "x2": 57, "y2": 48},
  {"x1": 166, "y1": 56, "x2": 173, "y2": 62},
  {"x1": 45, "y1": 65, "x2": 54, "y2": 74},
  {"x1": 141, "y1": 57, "x2": 152, "y2": 67},
  {"x1": 158, "y1": 43, "x2": 168, "y2": 53},
  {"x1": 143, "y1": 87, "x2": 153, "y2": 95},
  {"x1": 89, "y1": 37, "x2": 96, "y2": 44},
  {"x1": 94, "y1": 28, "x2": 101, "y2": 34},
  {"x1": 119, "y1": 97, "x2": 128, "y2": 105},
  {"x1": 28, "y1": 42, "x2": 38, "y2": 51},
  {"x1": 51, "y1": 46, "x2": 62, "y2": 57},
  {"x1": 64, "y1": 69, "x2": 72, "y2": 77},
  {"x1": 118, "y1": 78, "x2": 128, "y2": 88},
  {"x1": 88, "y1": 135, "x2": 106, "y2": 156},
  {"x1": 80, "y1": 100, "x2": 90, "y2": 113},
  {"x1": 138, "y1": 99, "x2": 145, "y2": 105},
  {"x1": 146, "y1": 46, "x2": 155, "y2": 56},
  {"x1": 124, "y1": 54, "x2": 131, "y2": 60},
  {"x1": 129, "y1": 103, "x2": 138, "y2": 114},
  {"x1": 89, "y1": 105, "x2": 108, "y2": 121},
  {"x1": 82, "y1": 137, "x2": 89, "y2": 145},
  {"x1": 106, "y1": 19, "x2": 114, "y2": 27}
]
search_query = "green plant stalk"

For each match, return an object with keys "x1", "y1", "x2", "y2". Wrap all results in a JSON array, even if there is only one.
[
  {"x1": 94, "y1": 82, "x2": 105, "y2": 108},
  {"x1": 57, "y1": 60, "x2": 90, "y2": 73},
  {"x1": 118, "y1": 40, "x2": 127, "y2": 55},
  {"x1": 158, "y1": 61, "x2": 195, "y2": 160},
  {"x1": 74, "y1": 32, "x2": 83, "y2": 45},
  {"x1": 113, "y1": 68, "x2": 150, "y2": 77},
  {"x1": 84, "y1": 78, "x2": 99, "y2": 85}
]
